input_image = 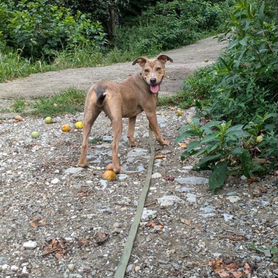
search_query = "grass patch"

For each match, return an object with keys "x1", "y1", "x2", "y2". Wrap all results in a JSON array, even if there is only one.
[
  {"x1": 32, "y1": 88, "x2": 86, "y2": 117},
  {"x1": 12, "y1": 99, "x2": 26, "y2": 113}
]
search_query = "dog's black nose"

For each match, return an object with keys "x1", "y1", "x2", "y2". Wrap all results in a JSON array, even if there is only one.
[{"x1": 150, "y1": 78, "x2": 157, "y2": 85}]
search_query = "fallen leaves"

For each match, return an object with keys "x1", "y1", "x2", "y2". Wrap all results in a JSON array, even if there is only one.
[
  {"x1": 209, "y1": 258, "x2": 252, "y2": 278},
  {"x1": 145, "y1": 220, "x2": 164, "y2": 233},
  {"x1": 94, "y1": 232, "x2": 109, "y2": 245},
  {"x1": 30, "y1": 217, "x2": 47, "y2": 229},
  {"x1": 42, "y1": 239, "x2": 68, "y2": 260}
]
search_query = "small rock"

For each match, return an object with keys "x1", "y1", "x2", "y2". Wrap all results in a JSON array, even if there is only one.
[
  {"x1": 102, "y1": 135, "x2": 113, "y2": 142},
  {"x1": 1, "y1": 264, "x2": 10, "y2": 271},
  {"x1": 134, "y1": 265, "x2": 140, "y2": 272},
  {"x1": 223, "y1": 213, "x2": 234, "y2": 221},
  {"x1": 22, "y1": 266, "x2": 28, "y2": 274},
  {"x1": 113, "y1": 222, "x2": 121, "y2": 229},
  {"x1": 68, "y1": 264, "x2": 75, "y2": 272},
  {"x1": 126, "y1": 264, "x2": 134, "y2": 273},
  {"x1": 23, "y1": 240, "x2": 37, "y2": 249},
  {"x1": 51, "y1": 178, "x2": 60, "y2": 184},
  {"x1": 176, "y1": 186, "x2": 193, "y2": 193},
  {"x1": 176, "y1": 176, "x2": 209, "y2": 185},
  {"x1": 226, "y1": 196, "x2": 241, "y2": 203},
  {"x1": 186, "y1": 193, "x2": 197, "y2": 204},
  {"x1": 158, "y1": 195, "x2": 184, "y2": 207},
  {"x1": 141, "y1": 208, "x2": 157, "y2": 221},
  {"x1": 137, "y1": 165, "x2": 145, "y2": 172},
  {"x1": 118, "y1": 174, "x2": 128, "y2": 181},
  {"x1": 11, "y1": 265, "x2": 19, "y2": 272},
  {"x1": 152, "y1": 172, "x2": 162, "y2": 179},
  {"x1": 99, "y1": 179, "x2": 108, "y2": 189},
  {"x1": 200, "y1": 205, "x2": 215, "y2": 218},
  {"x1": 65, "y1": 167, "x2": 83, "y2": 175}
]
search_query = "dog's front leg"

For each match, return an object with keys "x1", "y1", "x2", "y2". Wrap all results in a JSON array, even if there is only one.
[
  {"x1": 146, "y1": 112, "x2": 170, "y2": 145},
  {"x1": 127, "y1": 116, "x2": 137, "y2": 147},
  {"x1": 106, "y1": 118, "x2": 122, "y2": 173}
]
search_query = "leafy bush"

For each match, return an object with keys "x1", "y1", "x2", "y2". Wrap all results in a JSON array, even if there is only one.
[
  {"x1": 178, "y1": 0, "x2": 278, "y2": 192},
  {"x1": 0, "y1": 0, "x2": 106, "y2": 60},
  {"x1": 115, "y1": 0, "x2": 230, "y2": 54}
]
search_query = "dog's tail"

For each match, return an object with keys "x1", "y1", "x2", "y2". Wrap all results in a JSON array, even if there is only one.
[{"x1": 96, "y1": 85, "x2": 107, "y2": 106}]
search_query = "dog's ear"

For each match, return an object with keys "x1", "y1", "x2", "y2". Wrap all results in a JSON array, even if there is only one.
[
  {"x1": 132, "y1": 57, "x2": 147, "y2": 67},
  {"x1": 157, "y1": 55, "x2": 173, "y2": 64}
]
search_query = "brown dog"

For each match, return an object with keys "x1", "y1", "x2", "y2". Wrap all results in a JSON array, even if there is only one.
[{"x1": 78, "y1": 54, "x2": 173, "y2": 173}]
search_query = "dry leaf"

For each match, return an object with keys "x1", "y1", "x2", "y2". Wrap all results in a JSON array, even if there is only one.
[
  {"x1": 155, "y1": 154, "x2": 166, "y2": 160},
  {"x1": 165, "y1": 176, "x2": 175, "y2": 182},
  {"x1": 146, "y1": 220, "x2": 164, "y2": 232},
  {"x1": 42, "y1": 238, "x2": 68, "y2": 260},
  {"x1": 30, "y1": 217, "x2": 47, "y2": 229},
  {"x1": 94, "y1": 232, "x2": 109, "y2": 245},
  {"x1": 209, "y1": 258, "x2": 252, "y2": 278},
  {"x1": 179, "y1": 143, "x2": 188, "y2": 149}
]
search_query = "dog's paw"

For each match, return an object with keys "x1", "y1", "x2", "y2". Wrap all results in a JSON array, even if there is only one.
[
  {"x1": 106, "y1": 163, "x2": 121, "y2": 174},
  {"x1": 159, "y1": 139, "x2": 170, "y2": 146},
  {"x1": 78, "y1": 160, "x2": 89, "y2": 168}
]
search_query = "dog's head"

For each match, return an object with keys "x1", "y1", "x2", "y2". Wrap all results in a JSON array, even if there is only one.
[{"x1": 132, "y1": 55, "x2": 173, "y2": 94}]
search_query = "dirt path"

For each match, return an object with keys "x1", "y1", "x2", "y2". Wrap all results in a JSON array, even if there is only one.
[{"x1": 0, "y1": 37, "x2": 227, "y2": 100}]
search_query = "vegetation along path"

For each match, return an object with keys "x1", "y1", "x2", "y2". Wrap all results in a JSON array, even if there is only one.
[
  {"x1": 0, "y1": 37, "x2": 226, "y2": 100},
  {"x1": 1, "y1": 36, "x2": 277, "y2": 278}
]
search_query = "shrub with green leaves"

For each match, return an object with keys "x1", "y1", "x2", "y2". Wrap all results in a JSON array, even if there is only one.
[
  {"x1": 0, "y1": 0, "x2": 106, "y2": 60},
  {"x1": 178, "y1": 0, "x2": 278, "y2": 192},
  {"x1": 115, "y1": 0, "x2": 230, "y2": 54}
]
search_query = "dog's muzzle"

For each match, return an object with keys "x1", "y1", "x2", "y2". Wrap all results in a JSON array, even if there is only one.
[{"x1": 149, "y1": 78, "x2": 160, "y2": 94}]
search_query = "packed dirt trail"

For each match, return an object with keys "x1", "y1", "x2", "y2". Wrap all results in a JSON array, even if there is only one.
[{"x1": 0, "y1": 37, "x2": 227, "y2": 100}]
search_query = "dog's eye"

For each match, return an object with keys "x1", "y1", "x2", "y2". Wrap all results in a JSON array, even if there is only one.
[
  {"x1": 144, "y1": 69, "x2": 150, "y2": 73},
  {"x1": 156, "y1": 67, "x2": 162, "y2": 71}
]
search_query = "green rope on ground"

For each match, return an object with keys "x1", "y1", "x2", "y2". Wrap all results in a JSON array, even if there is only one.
[{"x1": 114, "y1": 129, "x2": 155, "y2": 278}]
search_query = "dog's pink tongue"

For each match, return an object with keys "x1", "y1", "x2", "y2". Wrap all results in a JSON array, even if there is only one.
[{"x1": 150, "y1": 84, "x2": 160, "y2": 94}]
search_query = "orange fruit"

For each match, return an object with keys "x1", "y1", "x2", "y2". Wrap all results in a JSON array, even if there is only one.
[
  {"x1": 62, "y1": 124, "x2": 71, "y2": 132},
  {"x1": 102, "y1": 170, "x2": 117, "y2": 181}
]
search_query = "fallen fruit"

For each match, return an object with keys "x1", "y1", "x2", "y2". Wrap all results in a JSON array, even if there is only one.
[
  {"x1": 44, "y1": 116, "x2": 53, "y2": 124},
  {"x1": 75, "y1": 121, "x2": 84, "y2": 129},
  {"x1": 15, "y1": 115, "x2": 24, "y2": 121},
  {"x1": 256, "y1": 135, "x2": 263, "y2": 143},
  {"x1": 176, "y1": 110, "x2": 184, "y2": 117},
  {"x1": 31, "y1": 131, "x2": 40, "y2": 139},
  {"x1": 102, "y1": 170, "x2": 117, "y2": 181},
  {"x1": 62, "y1": 124, "x2": 71, "y2": 132}
]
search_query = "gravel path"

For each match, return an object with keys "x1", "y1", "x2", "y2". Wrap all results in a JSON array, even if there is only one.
[
  {"x1": 0, "y1": 109, "x2": 277, "y2": 278},
  {"x1": 1, "y1": 37, "x2": 277, "y2": 278}
]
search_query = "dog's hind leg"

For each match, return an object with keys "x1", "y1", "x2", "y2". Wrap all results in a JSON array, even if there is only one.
[
  {"x1": 127, "y1": 116, "x2": 137, "y2": 147},
  {"x1": 105, "y1": 102, "x2": 123, "y2": 173},
  {"x1": 78, "y1": 94, "x2": 101, "y2": 168}
]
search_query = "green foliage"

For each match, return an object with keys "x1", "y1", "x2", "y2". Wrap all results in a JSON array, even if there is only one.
[
  {"x1": 177, "y1": 117, "x2": 275, "y2": 192},
  {"x1": 0, "y1": 0, "x2": 106, "y2": 60},
  {"x1": 178, "y1": 0, "x2": 278, "y2": 191},
  {"x1": 115, "y1": 0, "x2": 230, "y2": 54},
  {"x1": 13, "y1": 99, "x2": 26, "y2": 113},
  {"x1": 32, "y1": 89, "x2": 85, "y2": 117}
]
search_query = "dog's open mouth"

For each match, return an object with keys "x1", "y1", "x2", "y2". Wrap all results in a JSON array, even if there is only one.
[{"x1": 150, "y1": 84, "x2": 160, "y2": 94}]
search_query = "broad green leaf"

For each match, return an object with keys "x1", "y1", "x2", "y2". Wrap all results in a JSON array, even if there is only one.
[
  {"x1": 196, "y1": 154, "x2": 222, "y2": 170},
  {"x1": 209, "y1": 162, "x2": 229, "y2": 193}
]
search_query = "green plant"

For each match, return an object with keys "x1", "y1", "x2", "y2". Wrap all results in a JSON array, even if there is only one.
[
  {"x1": 177, "y1": 0, "x2": 278, "y2": 191},
  {"x1": 32, "y1": 89, "x2": 85, "y2": 117},
  {"x1": 13, "y1": 99, "x2": 26, "y2": 113},
  {"x1": 177, "y1": 115, "x2": 277, "y2": 193},
  {"x1": 0, "y1": 0, "x2": 106, "y2": 60},
  {"x1": 115, "y1": 0, "x2": 230, "y2": 54}
]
